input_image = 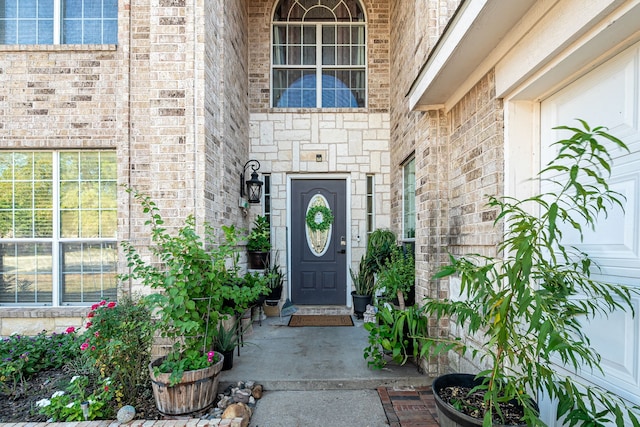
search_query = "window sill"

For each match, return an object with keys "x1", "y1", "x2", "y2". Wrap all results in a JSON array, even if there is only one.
[
  {"x1": 269, "y1": 107, "x2": 369, "y2": 113},
  {"x1": 0, "y1": 306, "x2": 89, "y2": 318},
  {"x1": 0, "y1": 44, "x2": 117, "y2": 52}
]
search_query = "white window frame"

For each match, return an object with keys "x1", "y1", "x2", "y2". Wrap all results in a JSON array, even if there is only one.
[
  {"x1": 0, "y1": 151, "x2": 117, "y2": 306},
  {"x1": 270, "y1": 0, "x2": 367, "y2": 109},
  {"x1": 1, "y1": 0, "x2": 117, "y2": 45},
  {"x1": 401, "y1": 157, "x2": 416, "y2": 242}
]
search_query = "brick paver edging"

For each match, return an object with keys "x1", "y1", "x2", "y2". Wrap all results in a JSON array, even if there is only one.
[
  {"x1": 0, "y1": 419, "x2": 244, "y2": 427},
  {"x1": 378, "y1": 386, "x2": 439, "y2": 427}
]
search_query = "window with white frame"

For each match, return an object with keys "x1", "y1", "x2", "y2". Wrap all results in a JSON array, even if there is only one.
[
  {"x1": 0, "y1": 0, "x2": 118, "y2": 45},
  {"x1": 272, "y1": 0, "x2": 366, "y2": 108},
  {"x1": 0, "y1": 151, "x2": 117, "y2": 306},
  {"x1": 366, "y1": 174, "x2": 374, "y2": 235},
  {"x1": 402, "y1": 157, "x2": 415, "y2": 240}
]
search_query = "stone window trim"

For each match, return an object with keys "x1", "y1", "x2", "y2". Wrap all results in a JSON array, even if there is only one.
[
  {"x1": 0, "y1": 44, "x2": 116, "y2": 52},
  {"x1": 0, "y1": 306, "x2": 88, "y2": 319}
]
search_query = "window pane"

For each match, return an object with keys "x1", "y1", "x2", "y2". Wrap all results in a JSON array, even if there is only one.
[
  {"x1": 403, "y1": 159, "x2": 416, "y2": 239},
  {"x1": 39, "y1": 0, "x2": 54, "y2": 18},
  {"x1": 1, "y1": 0, "x2": 18, "y2": 18},
  {"x1": 60, "y1": 210, "x2": 79, "y2": 237},
  {"x1": 60, "y1": 181, "x2": 79, "y2": 209},
  {"x1": 80, "y1": 209, "x2": 99, "y2": 237},
  {"x1": 64, "y1": 0, "x2": 82, "y2": 18},
  {"x1": 37, "y1": 19, "x2": 53, "y2": 43},
  {"x1": 103, "y1": 18, "x2": 116, "y2": 43},
  {"x1": 61, "y1": 242, "x2": 117, "y2": 303},
  {"x1": 1, "y1": 21, "x2": 18, "y2": 44},
  {"x1": 21, "y1": 2, "x2": 37, "y2": 18},
  {"x1": 287, "y1": 45, "x2": 301, "y2": 65},
  {"x1": 322, "y1": 46, "x2": 335, "y2": 65},
  {"x1": 103, "y1": 0, "x2": 117, "y2": 18},
  {"x1": 83, "y1": 20, "x2": 102, "y2": 43},
  {"x1": 63, "y1": 19, "x2": 82, "y2": 43},
  {"x1": 84, "y1": 0, "x2": 102, "y2": 18},
  {"x1": 0, "y1": 243, "x2": 53, "y2": 304},
  {"x1": 101, "y1": 210, "x2": 117, "y2": 237}
]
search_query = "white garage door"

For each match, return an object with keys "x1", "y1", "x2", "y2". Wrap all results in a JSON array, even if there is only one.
[{"x1": 540, "y1": 41, "x2": 640, "y2": 421}]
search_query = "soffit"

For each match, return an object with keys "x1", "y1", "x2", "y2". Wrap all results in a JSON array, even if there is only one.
[{"x1": 407, "y1": 0, "x2": 537, "y2": 111}]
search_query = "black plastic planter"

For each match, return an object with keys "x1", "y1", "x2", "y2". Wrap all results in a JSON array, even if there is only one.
[{"x1": 432, "y1": 373, "x2": 531, "y2": 427}]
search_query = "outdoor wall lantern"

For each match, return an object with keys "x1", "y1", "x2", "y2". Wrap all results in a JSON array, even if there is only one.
[{"x1": 241, "y1": 160, "x2": 263, "y2": 204}]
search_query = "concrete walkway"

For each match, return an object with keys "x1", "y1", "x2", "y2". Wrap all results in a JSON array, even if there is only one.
[
  {"x1": 220, "y1": 313, "x2": 433, "y2": 427},
  {"x1": 0, "y1": 313, "x2": 434, "y2": 427}
]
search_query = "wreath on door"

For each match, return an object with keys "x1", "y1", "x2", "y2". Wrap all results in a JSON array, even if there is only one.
[{"x1": 306, "y1": 205, "x2": 334, "y2": 232}]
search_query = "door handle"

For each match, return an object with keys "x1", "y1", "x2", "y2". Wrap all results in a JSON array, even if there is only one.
[{"x1": 339, "y1": 236, "x2": 346, "y2": 253}]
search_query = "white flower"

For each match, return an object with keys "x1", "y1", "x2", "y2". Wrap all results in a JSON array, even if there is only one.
[
  {"x1": 104, "y1": 377, "x2": 111, "y2": 385},
  {"x1": 52, "y1": 391, "x2": 65, "y2": 398},
  {"x1": 36, "y1": 399, "x2": 51, "y2": 408},
  {"x1": 70, "y1": 375, "x2": 80, "y2": 383},
  {"x1": 66, "y1": 402, "x2": 75, "y2": 408}
]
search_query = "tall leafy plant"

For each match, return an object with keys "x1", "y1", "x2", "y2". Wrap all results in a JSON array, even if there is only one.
[
  {"x1": 420, "y1": 121, "x2": 640, "y2": 426},
  {"x1": 121, "y1": 188, "x2": 239, "y2": 385}
]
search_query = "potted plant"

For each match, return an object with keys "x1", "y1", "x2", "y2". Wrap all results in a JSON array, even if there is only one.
[
  {"x1": 214, "y1": 320, "x2": 239, "y2": 371},
  {"x1": 419, "y1": 121, "x2": 640, "y2": 426},
  {"x1": 376, "y1": 246, "x2": 414, "y2": 310},
  {"x1": 247, "y1": 215, "x2": 271, "y2": 269},
  {"x1": 350, "y1": 255, "x2": 375, "y2": 318},
  {"x1": 363, "y1": 303, "x2": 428, "y2": 369},
  {"x1": 120, "y1": 188, "x2": 236, "y2": 415},
  {"x1": 264, "y1": 258, "x2": 285, "y2": 301},
  {"x1": 363, "y1": 228, "x2": 397, "y2": 277}
]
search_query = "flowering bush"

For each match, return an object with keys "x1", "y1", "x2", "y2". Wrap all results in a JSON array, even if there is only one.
[
  {"x1": 0, "y1": 329, "x2": 80, "y2": 397},
  {"x1": 78, "y1": 296, "x2": 154, "y2": 400},
  {"x1": 36, "y1": 375, "x2": 115, "y2": 421}
]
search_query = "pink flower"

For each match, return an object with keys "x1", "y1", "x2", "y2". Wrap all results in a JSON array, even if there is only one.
[
  {"x1": 91, "y1": 303, "x2": 99, "y2": 310},
  {"x1": 85, "y1": 321, "x2": 92, "y2": 328},
  {"x1": 104, "y1": 386, "x2": 109, "y2": 392},
  {"x1": 65, "y1": 326, "x2": 75, "y2": 334},
  {"x1": 80, "y1": 342, "x2": 89, "y2": 351},
  {"x1": 94, "y1": 331, "x2": 100, "y2": 338},
  {"x1": 99, "y1": 300, "x2": 107, "y2": 306},
  {"x1": 87, "y1": 311, "x2": 95, "y2": 318},
  {"x1": 91, "y1": 345, "x2": 96, "y2": 351},
  {"x1": 107, "y1": 301, "x2": 116, "y2": 308}
]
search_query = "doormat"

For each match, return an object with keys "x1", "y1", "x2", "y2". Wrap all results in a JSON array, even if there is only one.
[{"x1": 287, "y1": 314, "x2": 354, "y2": 327}]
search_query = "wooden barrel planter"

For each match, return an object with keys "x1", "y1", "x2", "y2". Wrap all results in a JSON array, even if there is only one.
[{"x1": 148, "y1": 353, "x2": 224, "y2": 415}]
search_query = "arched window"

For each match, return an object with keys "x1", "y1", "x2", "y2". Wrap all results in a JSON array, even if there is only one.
[{"x1": 272, "y1": 0, "x2": 366, "y2": 108}]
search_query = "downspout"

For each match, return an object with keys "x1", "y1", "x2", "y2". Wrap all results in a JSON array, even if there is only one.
[{"x1": 192, "y1": 0, "x2": 199, "y2": 223}]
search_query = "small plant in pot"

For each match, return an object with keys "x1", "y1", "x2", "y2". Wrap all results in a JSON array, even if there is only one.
[
  {"x1": 376, "y1": 245, "x2": 414, "y2": 310},
  {"x1": 264, "y1": 258, "x2": 285, "y2": 301},
  {"x1": 121, "y1": 188, "x2": 237, "y2": 415},
  {"x1": 214, "y1": 320, "x2": 239, "y2": 371},
  {"x1": 246, "y1": 215, "x2": 271, "y2": 269},
  {"x1": 418, "y1": 122, "x2": 640, "y2": 426},
  {"x1": 350, "y1": 255, "x2": 375, "y2": 319}
]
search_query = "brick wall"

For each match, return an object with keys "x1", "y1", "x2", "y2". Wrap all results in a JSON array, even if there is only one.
[{"x1": 388, "y1": 0, "x2": 506, "y2": 376}]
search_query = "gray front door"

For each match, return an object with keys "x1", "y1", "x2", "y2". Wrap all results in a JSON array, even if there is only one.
[{"x1": 290, "y1": 179, "x2": 347, "y2": 305}]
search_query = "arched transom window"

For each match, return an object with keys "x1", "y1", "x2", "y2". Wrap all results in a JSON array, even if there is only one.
[{"x1": 272, "y1": 0, "x2": 366, "y2": 108}]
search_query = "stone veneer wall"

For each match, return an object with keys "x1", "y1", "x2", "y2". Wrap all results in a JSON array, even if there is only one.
[
  {"x1": 247, "y1": 1, "x2": 393, "y2": 285},
  {"x1": 248, "y1": 112, "x2": 391, "y2": 275}
]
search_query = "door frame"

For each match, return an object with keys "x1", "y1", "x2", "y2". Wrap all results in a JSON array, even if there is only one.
[{"x1": 287, "y1": 173, "x2": 352, "y2": 307}]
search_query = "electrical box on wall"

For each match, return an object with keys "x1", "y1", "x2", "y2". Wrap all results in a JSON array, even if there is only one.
[{"x1": 239, "y1": 197, "x2": 249, "y2": 209}]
